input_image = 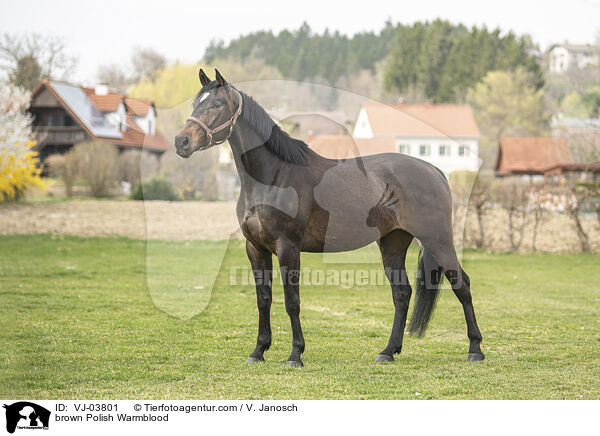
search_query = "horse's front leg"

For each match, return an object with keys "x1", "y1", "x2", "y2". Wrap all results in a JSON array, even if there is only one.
[
  {"x1": 277, "y1": 242, "x2": 305, "y2": 367},
  {"x1": 246, "y1": 240, "x2": 273, "y2": 363}
]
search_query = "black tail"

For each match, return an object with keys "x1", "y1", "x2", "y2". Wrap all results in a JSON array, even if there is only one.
[{"x1": 408, "y1": 247, "x2": 443, "y2": 336}]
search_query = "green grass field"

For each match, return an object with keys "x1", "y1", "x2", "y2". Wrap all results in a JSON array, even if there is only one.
[{"x1": 1, "y1": 234, "x2": 599, "y2": 399}]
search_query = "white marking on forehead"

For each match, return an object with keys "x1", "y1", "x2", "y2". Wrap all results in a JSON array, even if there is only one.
[{"x1": 199, "y1": 92, "x2": 210, "y2": 103}]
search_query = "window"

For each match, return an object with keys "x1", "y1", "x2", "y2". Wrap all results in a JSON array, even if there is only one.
[
  {"x1": 458, "y1": 145, "x2": 468, "y2": 157},
  {"x1": 49, "y1": 112, "x2": 61, "y2": 126},
  {"x1": 439, "y1": 145, "x2": 450, "y2": 157},
  {"x1": 419, "y1": 144, "x2": 430, "y2": 156},
  {"x1": 397, "y1": 143, "x2": 410, "y2": 154},
  {"x1": 64, "y1": 114, "x2": 75, "y2": 127}
]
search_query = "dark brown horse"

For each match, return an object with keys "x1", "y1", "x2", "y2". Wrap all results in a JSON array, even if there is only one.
[{"x1": 175, "y1": 69, "x2": 484, "y2": 367}]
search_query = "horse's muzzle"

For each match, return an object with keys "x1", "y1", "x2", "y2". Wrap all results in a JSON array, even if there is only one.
[{"x1": 174, "y1": 135, "x2": 192, "y2": 157}]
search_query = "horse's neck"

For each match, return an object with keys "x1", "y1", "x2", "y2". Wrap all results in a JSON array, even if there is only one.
[{"x1": 228, "y1": 120, "x2": 282, "y2": 189}]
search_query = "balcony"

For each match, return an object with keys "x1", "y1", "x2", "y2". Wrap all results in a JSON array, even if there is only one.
[{"x1": 33, "y1": 126, "x2": 88, "y2": 146}]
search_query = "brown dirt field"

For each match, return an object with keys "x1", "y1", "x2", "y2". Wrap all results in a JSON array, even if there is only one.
[
  {"x1": 1, "y1": 200, "x2": 598, "y2": 252},
  {"x1": 462, "y1": 208, "x2": 600, "y2": 254},
  {"x1": 0, "y1": 200, "x2": 240, "y2": 241}
]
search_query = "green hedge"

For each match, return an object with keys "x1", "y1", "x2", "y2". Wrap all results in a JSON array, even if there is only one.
[{"x1": 131, "y1": 177, "x2": 178, "y2": 201}]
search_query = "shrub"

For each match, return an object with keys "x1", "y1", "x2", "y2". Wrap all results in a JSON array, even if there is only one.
[
  {"x1": 118, "y1": 149, "x2": 141, "y2": 186},
  {"x1": 45, "y1": 152, "x2": 78, "y2": 197},
  {"x1": 0, "y1": 140, "x2": 45, "y2": 202},
  {"x1": 131, "y1": 177, "x2": 178, "y2": 201},
  {"x1": 73, "y1": 141, "x2": 118, "y2": 197},
  {"x1": 159, "y1": 148, "x2": 219, "y2": 200},
  {"x1": 0, "y1": 84, "x2": 44, "y2": 201}
]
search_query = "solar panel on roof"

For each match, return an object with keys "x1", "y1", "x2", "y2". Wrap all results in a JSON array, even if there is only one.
[{"x1": 49, "y1": 82, "x2": 122, "y2": 139}]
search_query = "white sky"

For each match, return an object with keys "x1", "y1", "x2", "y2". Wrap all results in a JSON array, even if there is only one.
[{"x1": 1, "y1": 0, "x2": 599, "y2": 84}]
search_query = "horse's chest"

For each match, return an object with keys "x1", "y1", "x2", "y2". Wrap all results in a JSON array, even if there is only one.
[{"x1": 240, "y1": 210, "x2": 276, "y2": 246}]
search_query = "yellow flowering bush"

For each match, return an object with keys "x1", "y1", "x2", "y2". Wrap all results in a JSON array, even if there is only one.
[{"x1": 0, "y1": 140, "x2": 45, "y2": 202}]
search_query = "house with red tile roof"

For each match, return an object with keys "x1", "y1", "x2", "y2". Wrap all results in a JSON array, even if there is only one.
[
  {"x1": 29, "y1": 80, "x2": 170, "y2": 161},
  {"x1": 495, "y1": 136, "x2": 600, "y2": 180},
  {"x1": 495, "y1": 137, "x2": 573, "y2": 176},
  {"x1": 351, "y1": 102, "x2": 481, "y2": 176}
]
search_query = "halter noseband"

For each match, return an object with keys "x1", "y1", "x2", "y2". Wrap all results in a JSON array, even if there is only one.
[{"x1": 186, "y1": 88, "x2": 243, "y2": 146}]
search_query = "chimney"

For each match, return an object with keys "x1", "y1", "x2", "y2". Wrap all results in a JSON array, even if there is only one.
[{"x1": 95, "y1": 84, "x2": 109, "y2": 96}]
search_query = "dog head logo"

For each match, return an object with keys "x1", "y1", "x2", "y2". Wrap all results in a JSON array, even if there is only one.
[{"x1": 3, "y1": 402, "x2": 50, "y2": 434}]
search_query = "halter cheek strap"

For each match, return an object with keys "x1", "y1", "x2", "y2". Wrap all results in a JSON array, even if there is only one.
[{"x1": 186, "y1": 89, "x2": 243, "y2": 146}]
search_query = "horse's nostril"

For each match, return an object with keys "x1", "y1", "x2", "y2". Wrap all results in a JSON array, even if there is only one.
[{"x1": 176, "y1": 135, "x2": 190, "y2": 149}]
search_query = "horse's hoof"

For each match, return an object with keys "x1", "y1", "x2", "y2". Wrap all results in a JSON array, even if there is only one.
[
  {"x1": 246, "y1": 356, "x2": 264, "y2": 364},
  {"x1": 375, "y1": 354, "x2": 394, "y2": 363},
  {"x1": 466, "y1": 352, "x2": 485, "y2": 362},
  {"x1": 285, "y1": 360, "x2": 303, "y2": 368}
]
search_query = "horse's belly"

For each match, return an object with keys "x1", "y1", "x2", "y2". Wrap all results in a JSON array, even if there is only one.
[{"x1": 302, "y1": 208, "x2": 383, "y2": 252}]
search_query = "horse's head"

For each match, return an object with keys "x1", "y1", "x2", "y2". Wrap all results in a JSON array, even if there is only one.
[{"x1": 174, "y1": 69, "x2": 242, "y2": 158}]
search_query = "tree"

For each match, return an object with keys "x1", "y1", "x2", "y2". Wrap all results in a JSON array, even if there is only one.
[
  {"x1": 96, "y1": 47, "x2": 167, "y2": 92},
  {"x1": 495, "y1": 179, "x2": 530, "y2": 251},
  {"x1": 529, "y1": 185, "x2": 552, "y2": 252},
  {"x1": 96, "y1": 63, "x2": 133, "y2": 93},
  {"x1": 204, "y1": 22, "x2": 400, "y2": 85},
  {"x1": 467, "y1": 68, "x2": 547, "y2": 167},
  {"x1": 560, "y1": 91, "x2": 592, "y2": 118},
  {"x1": 9, "y1": 54, "x2": 42, "y2": 91},
  {"x1": 384, "y1": 23, "x2": 541, "y2": 102},
  {"x1": 0, "y1": 83, "x2": 44, "y2": 201},
  {"x1": 131, "y1": 47, "x2": 166, "y2": 82},
  {"x1": 0, "y1": 33, "x2": 76, "y2": 89},
  {"x1": 561, "y1": 182, "x2": 591, "y2": 253},
  {"x1": 468, "y1": 172, "x2": 494, "y2": 249}
]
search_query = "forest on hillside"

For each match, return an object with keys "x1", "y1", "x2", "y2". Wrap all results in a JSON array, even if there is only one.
[{"x1": 203, "y1": 19, "x2": 543, "y2": 103}]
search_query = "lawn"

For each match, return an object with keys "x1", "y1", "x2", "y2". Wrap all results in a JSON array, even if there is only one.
[{"x1": 0, "y1": 234, "x2": 599, "y2": 399}]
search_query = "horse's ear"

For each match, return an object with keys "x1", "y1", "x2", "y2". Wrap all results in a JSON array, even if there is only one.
[
  {"x1": 215, "y1": 69, "x2": 227, "y2": 87},
  {"x1": 198, "y1": 68, "x2": 211, "y2": 86}
]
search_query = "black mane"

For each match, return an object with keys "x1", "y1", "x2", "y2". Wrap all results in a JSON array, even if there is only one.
[
  {"x1": 193, "y1": 83, "x2": 314, "y2": 165},
  {"x1": 238, "y1": 90, "x2": 313, "y2": 166}
]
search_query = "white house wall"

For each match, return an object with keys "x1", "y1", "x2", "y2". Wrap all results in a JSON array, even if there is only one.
[
  {"x1": 549, "y1": 47, "x2": 570, "y2": 73},
  {"x1": 105, "y1": 102, "x2": 127, "y2": 131},
  {"x1": 394, "y1": 137, "x2": 480, "y2": 176},
  {"x1": 549, "y1": 45, "x2": 600, "y2": 73},
  {"x1": 133, "y1": 106, "x2": 156, "y2": 135},
  {"x1": 352, "y1": 108, "x2": 374, "y2": 138},
  {"x1": 353, "y1": 110, "x2": 480, "y2": 175}
]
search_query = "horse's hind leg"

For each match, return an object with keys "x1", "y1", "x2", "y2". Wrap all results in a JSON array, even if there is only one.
[
  {"x1": 420, "y1": 237, "x2": 484, "y2": 361},
  {"x1": 375, "y1": 229, "x2": 414, "y2": 362},
  {"x1": 246, "y1": 240, "x2": 273, "y2": 363},
  {"x1": 453, "y1": 267, "x2": 484, "y2": 361}
]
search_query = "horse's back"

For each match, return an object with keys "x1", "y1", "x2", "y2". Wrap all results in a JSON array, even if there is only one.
[{"x1": 300, "y1": 152, "x2": 452, "y2": 251}]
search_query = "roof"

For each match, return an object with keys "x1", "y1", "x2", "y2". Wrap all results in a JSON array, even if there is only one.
[
  {"x1": 125, "y1": 98, "x2": 153, "y2": 116},
  {"x1": 552, "y1": 43, "x2": 600, "y2": 54},
  {"x1": 81, "y1": 87, "x2": 153, "y2": 116},
  {"x1": 45, "y1": 81, "x2": 122, "y2": 139},
  {"x1": 109, "y1": 115, "x2": 169, "y2": 150},
  {"x1": 82, "y1": 87, "x2": 125, "y2": 112},
  {"x1": 30, "y1": 80, "x2": 169, "y2": 152},
  {"x1": 362, "y1": 103, "x2": 480, "y2": 138},
  {"x1": 311, "y1": 135, "x2": 395, "y2": 159},
  {"x1": 496, "y1": 137, "x2": 573, "y2": 175}
]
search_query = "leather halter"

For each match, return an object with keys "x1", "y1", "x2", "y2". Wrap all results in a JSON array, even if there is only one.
[{"x1": 186, "y1": 88, "x2": 243, "y2": 147}]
